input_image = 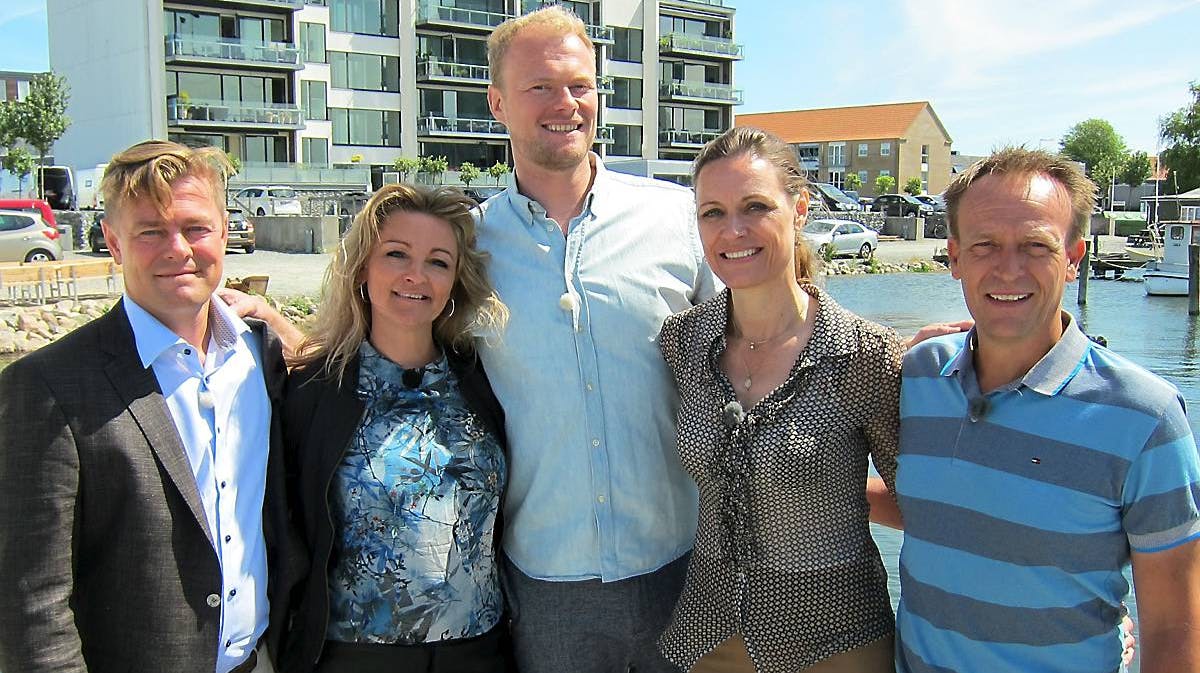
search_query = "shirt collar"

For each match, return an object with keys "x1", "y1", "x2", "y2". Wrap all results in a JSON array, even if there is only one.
[
  {"x1": 122, "y1": 294, "x2": 250, "y2": 369},
  {"x1": 504, "y1": 152, "x2": 605, "y2": 224},
  {"x1": 940, "y1": 311, "x2": 1090, "y2": 396}
]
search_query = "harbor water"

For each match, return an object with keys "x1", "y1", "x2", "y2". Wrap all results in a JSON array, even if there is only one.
[{"x1": 831, "y1": 271, "x2": 1199, "y2": 673}]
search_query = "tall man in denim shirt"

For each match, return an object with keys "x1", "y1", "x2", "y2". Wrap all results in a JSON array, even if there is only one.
[{"x1": 477, "y1": 7, "x2": 717, "y2": 672}]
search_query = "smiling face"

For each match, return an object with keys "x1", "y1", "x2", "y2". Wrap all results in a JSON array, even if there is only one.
[
  {"x1": 694, "y1": 153, "x2": 807, "y2": 290},
  {"x1": 103, "y1": 174, "x2": 227, "y2": 329},
  {"x1": 949, "y1": 172, "x2": 1085, "y2": 360},
  {"x1": 362, "y1": 211, "x2": 459, "y2": 341},
  {"x1": 487, "y1": 26, "x2": 597, "y2": 173}
]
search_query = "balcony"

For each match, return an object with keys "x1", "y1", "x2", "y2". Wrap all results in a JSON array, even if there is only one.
[
  {"x1": 587, "y1": 24, "x2": 614, "y2": 44},
  {"x1": 658, "y1": 32, "x2": 744, "y2": 60},
  {"x1": 595, "y1": 125, "x2": 614, "y2": 144},
  {"x1": 231, "y1": 162, "x2": 372, "y2": 189},
  {"x1": 659, "y1": 128, "x2": 723, "y2": 148},
  {"x1": 416, "y1": 1, "x2": 514, "y2": 32},
  {"x1": 596, "y1": 75, "x2": 614, "y2": 95},
  {"x1": 167, "y1": 97, "x2": 304, "y2": 130},
  {"x1": 214, "y1": 0, "x2": 304, "y2": 9},
  {"x1": 417, "y1": 115, "x2": 508, "y2": 139},
  {"x1": 659, "y1": 80, "x2": 743, "y2": 104},
  {"x1": 164, "y1": 35, "x2": 302, "y2": 71},
  {"x1": 416, "y1": 56, "x2": 490, "y2": 85}
]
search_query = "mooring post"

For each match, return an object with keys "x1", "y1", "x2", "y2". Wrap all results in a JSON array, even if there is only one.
[
  {"x1": 1078, "y1": 238, "x2": 1092, "y2": 305},
  {"x1": 1189, "y1": 244, "x2": 1199, "y2": 316}
]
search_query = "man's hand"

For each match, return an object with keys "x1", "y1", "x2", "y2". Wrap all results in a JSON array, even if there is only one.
[
  {"x1": 217, "y1": 287, "x2": 305, "y2": 361},
  {"x1": 1130, "y1": 538, "x2": 1200, "y2": 673},
  {"x1": 905, "y1": 320, "x2": 974, "y2": 350}
]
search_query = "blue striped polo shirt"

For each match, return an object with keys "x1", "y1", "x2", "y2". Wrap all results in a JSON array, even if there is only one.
[{"x1": 895, "y1": 314, "x2": 1200, "y2": 673}]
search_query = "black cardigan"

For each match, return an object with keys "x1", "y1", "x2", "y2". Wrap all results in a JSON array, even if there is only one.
[{"x1": 278, "y1": 346, "x2": 507, "y2": 673}]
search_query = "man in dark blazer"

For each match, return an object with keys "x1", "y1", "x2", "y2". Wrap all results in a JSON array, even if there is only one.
[{"x1": 0, "y1": 140, "x2": 303, "y2": 673}]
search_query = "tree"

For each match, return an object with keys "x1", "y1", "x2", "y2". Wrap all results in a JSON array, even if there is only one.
[
  {"x1": 458, "y1": 161, "x2": 481, "y2": 187},
  {"x1": 3, "y1": 147, "x2": 35, "y2": 196},
  {"x1": 875, "y1": 174, "x2": 896, "y2": 195},
  {"x1": 14, "y1": 73, "x2": 71, "y2": 199},
  {"x1": 844, "y1": 172, "x2": 862, "y2": 191},
  {"x1": 487, "y1": 160, "x2": 511, "y2": 185},
  {"x1": 225, "y1": 152, "x2": 241, "y2": 176},
  {"x1": 1160, "y1": 81, "x2": 1200, "y2": 193},
  {"x1": 393, "y1": 156, "x2": 419, "y2": 182},
  {"x1": 1060, "y1": 119, "x2": 1126, "y2": 182},
  {"x1": 1121, "y1": 151, "x2": 1151, "y2": 188},
  {"x1": 903, "y1": 177, "x2": 922, "y2": 196},
  {"x1": 418, "y1": 155, "x2": 448, "y2": 184}
]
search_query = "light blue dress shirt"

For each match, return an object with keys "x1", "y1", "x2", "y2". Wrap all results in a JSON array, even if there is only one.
[
  {"x1": 124, "y1": 296, "x2": 271, "y2": 673},
  {"x1": 476, "y1": 157, "x2": 718, "y2": 581}
]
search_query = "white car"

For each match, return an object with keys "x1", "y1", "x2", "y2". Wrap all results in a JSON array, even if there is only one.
[
  {"x1": 0, "y1": 209, "x2": 64, "y2": 263},
  {"x1": 233, "y1": 186, "x2": 302, "y2": 217},
  {"x1": 802, "y1": 219, "x2": 879, "y2": 259}
]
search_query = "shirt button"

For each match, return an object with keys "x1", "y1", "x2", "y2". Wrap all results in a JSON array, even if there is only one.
[
  {"x1": 184, "y1": 348, "x2": 192, "y2": 356},
  {"x1": 206, "y1": 593, "x2": 221, "y2": 608},
  {"x1": 559, "y1": 293, "x2": 574, "y2": 311},
  {"x1": 586, "y1": 382, "x2": 594, "y2": 391},
  {"x1": 229, "y1": 588, "x2": 237, "y2": 598},
  {"x1": 226, "y1": 639, "x2": 232, "y2": 647},
  {"x1": 220, "y1": 481, "x2": 226, "y2": 489},
  {"x1": 224, "y1": 535, "x2": 232, "y2": 543},
  {"x1": 591, "y1": 438, "x2": 600, "y2": 447},
  {"x1": 597, "y1": 495, "x2": 606, "y2": 503}
]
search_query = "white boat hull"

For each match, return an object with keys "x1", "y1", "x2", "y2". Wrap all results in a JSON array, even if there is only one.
[{"x1": 1144, "y1": 271, "x2": 1189, "y2": 296}]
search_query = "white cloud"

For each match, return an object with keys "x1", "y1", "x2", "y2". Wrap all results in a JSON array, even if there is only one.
[{"x1": 0, "y1": 4, "x2": 44, "y2": 29}]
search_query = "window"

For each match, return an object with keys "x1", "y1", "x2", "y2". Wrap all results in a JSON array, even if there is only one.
[
  {"x1": 611, "y1": 77, "x2": 641, "y2": 110},
  {"x1": 660, "y1": 14, "x2": 723, "y2": 38},
  {"x1": 921, "y1": 170, "x2": 929, "y2": 193},
  {"x1": 418, "y1": 88, "x2": 490, "y2": 119},
  {"x1": 880, "y1": 142, "x2": 891, "y2": 157},
  {"x1": 921, "y1": 143, "x2": 930, "y2": 163},
  {"x1": 169, "y1": 71, "x2": 287, "y2": 104},
  {"x1": 610, "y1": 124, "x2": 642, "y2": 156},
  {"x1": 299, "y1": 22, "x2": 326, "y2": 63},
  {"x1": 660, "y1": 106, "x2": 721, "y2": 131},
  {"x1": 1183, "y1": 206, "x2": 1200, "y2": 221},
  {"x1": 612, "y1": 27, "x2": 642, "y2": 63},
  {"x1": 0, "y1": 214, "x2": 34, "y2": 232},
  {"x1": 302, "y1": 137, "x2": 329, "y2": 165},
  {"x1": 15, "y1": 80, "x2": 29, "y2": 100},
  {"x1": 828, "y1": 169, "x2": 844, "y2": 189},
  {"x1": 329, "y1": 52, "x2": 400, "y2": 92},
  {"x1": 330, "y1": 0, "x2": 399, "y2": 36},
  {"x1": 858, "y1": 143, "x2": 868, "y2": 157},
  {"x1": 879, "y1": 169, "x2": 891, "y2": 177},
  {"x1": 301, "y1": 80, "x2": 327, "y2": 120},
  {"x1": 330, "y1": 107, "x2": 401, "y2": 146},
  {"x1": 857, "y1": 170, "x2": 868, "y2": 184},
  {"x1": 244, "y1": 135, "x2": 288, "y2": 163},
  {"x1": 828, "y1": 142, "x2": 845, "y2": 166},
  {"x1": 418, "y1": 141, "x2": 506, "y2": 169}
]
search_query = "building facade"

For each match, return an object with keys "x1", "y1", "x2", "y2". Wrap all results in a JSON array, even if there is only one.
[
  {"x1": 736, "y1": 101, "x2": 953, "y2": 196},
  {"x1": 47, "y1": 0, "x2": 741, "y2": 188}
]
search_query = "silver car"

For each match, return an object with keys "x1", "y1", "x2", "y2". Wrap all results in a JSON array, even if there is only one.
[
  {"x1": 802, "y1": 218, "x2": 879, "y2": 259},
  {"x1": 0, "y1": 210, "x2": 64, "y2": 263}
]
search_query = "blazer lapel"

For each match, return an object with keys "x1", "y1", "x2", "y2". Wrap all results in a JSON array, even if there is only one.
[{"x1": 100, "y1": 301, "x2": 215, "y2": 547}]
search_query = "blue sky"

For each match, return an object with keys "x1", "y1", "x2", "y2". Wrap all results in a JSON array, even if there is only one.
[{"x1": 1, "y1": 0, "x2": 1197, "y2": 154}]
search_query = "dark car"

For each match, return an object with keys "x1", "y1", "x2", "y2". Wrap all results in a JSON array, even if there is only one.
[
  {"x1": 88, "y1": 208, "x2": 255, "y2": 254},
  {"x1": 871, "y1": 194, "x2": 934, "y2": 218}
]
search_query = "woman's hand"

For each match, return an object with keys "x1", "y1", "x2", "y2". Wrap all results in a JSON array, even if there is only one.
[
  {"x1": 217, "y1": 287, "x2": 305, "y2": 360},
  {"x1": 905, "y1": 320, "x2": 974, "y2": 350}
]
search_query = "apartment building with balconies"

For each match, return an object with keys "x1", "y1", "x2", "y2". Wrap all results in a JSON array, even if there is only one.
[
  {"x1": 737, "y1": 101, "x2": 954, "y2": 197},
  {"x1": 48, "y1": 0, "x2": 740, "y2": 188}
]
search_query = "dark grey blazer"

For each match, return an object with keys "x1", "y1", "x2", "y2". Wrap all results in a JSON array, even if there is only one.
[{"x1": 0, "y1": 299, "x2": 306, "y2": 673}]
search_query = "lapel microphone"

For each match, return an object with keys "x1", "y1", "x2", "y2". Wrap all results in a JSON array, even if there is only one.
[
  {"x1": 401, "y1": 368, "x2": 423, "y2": 389},
  {"x1": 723, "y1": 400, "x2": 745, "y2": 427}
]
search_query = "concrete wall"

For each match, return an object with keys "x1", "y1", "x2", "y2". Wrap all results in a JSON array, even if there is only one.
[{"x1": 252, "y1": 216, "x2": 341, "y2": 253}]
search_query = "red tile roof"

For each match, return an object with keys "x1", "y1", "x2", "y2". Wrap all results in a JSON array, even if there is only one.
[{"x1": 736, "y1": 102, "x2": 946, "y2": 143}]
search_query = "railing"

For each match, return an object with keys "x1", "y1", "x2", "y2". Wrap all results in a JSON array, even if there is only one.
[
  {"x1": 666, "y1": 0, "x2": 725, "y2": 5},
  {"x1": 659, "y1": 32, "x2": 744, "y2": 59},
  {"x1": 164, "y1": 34, "x2": 301, "y2": 68},
  {"x1": 167, "y1": 97, "x2": 303, "y2": 127},
  {"x1": 215, "y1": 0, "x2": 304, "y2": 7},
  {"x1": 416, "y1": 56, "x2": 490, "y2": 82},
  {"x1": 231, "y1": 162, "x2": 371, "y2": 188},
  {"x1": 595, "y1": 125, "x2": 614, "y2": 143},
  {"x1": 587, "y1": 24, "x2": 614, "y2": 42},
  {"x1": 659, "y1": 129, "x2": 724, "y2": 146},
  {"x1": 659, "y1": 80, "x2": 743, "y2": 104},
  {"x1": 416, "y1": 115, "x2": 508, "y2": 136},
  {"x1": 416, "y1": 1, "x2": 514, "y2": 29},
  {"x1": 596, "y1": 75, "x2": 614, "y2": 95}
]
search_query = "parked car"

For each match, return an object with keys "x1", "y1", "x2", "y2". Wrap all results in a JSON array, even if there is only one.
[
  {"x1": 872, "y1": 193, "x2": 934, "y2": 218},
  {"x1": 226, "y1": 208, "x2": 255, "y2": 253},
  {"x1": 0, "y1": 209, "x2": 64, "y2": 263},
  {"x1": 801, "y1": 218, "x2": 879, "y2": 259},
  {"x1": 809, "y1": 182, "x2": 863, "y2": 212},
  {"x1": 463, "y1": 186, "x2": 505, "y2": 204},
  {"x1": 233, "y1": 186, "x2": 302, "y2": 216},
  {"x1": 89, "y1": 208, "x2": 256, "y2": 254},
  {"x1": 914, "y1": 194, "x2": 946, "y2": 212}
]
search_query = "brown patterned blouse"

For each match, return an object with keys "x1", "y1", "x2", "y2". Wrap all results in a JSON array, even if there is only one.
[{"x1": 656, "y1": 284, "x2": 904, "y2": 673}]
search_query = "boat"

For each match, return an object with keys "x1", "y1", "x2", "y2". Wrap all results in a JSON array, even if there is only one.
[{"x1": 1143, "y1": 221, "x2": 1200, "y2": 296}]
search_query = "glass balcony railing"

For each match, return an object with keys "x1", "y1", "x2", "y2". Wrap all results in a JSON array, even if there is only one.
[
  {"x1": 416, "y1": 1, "x2": 514, "y2": 29},
  {"x1": 595, "y1": 125, "x2": 614, "y2": 143},
  {"x1": 659, "y1": 32, "x2": 744, "y2": 59},
  {"x1": 232, "y1": 161, "x2": 371, "y2": 188},
  {"x1": 667, "y1": 0, "x2": 725, "y2": 6},
  {"x1": 215, "y1": 0, "x2": 304, "y2": 8},
  {"x1": 659, "y1": 128, "x2": 724, "y2": 147},
  {"x1": 167, "y1": 97, "x2": 303, "y2": 128},
  {"x1": 416, "y1": 115, "x2": 508, "y2": 136},
  {"x1": 164, "y1": 34, "x2": 301, "y2": 69},
  {"x1": 416, "y1": 56, "x2": 491, "y2": 83},
  {"x1": 587, "y1": 24, "x2": 614, "y2": 43},
  {"x1": 597, "y1": 75, "x2": 614, "y2": 95},
  {"x1": 659, "y1": 80, "x2": 743, "y2": 104}
]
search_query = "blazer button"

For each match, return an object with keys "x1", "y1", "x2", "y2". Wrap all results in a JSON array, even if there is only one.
[{"x1": 206, "y1": 593, "x2": 221, "y2": 608}]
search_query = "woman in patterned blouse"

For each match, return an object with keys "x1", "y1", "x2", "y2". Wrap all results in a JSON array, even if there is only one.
[
  {"x1": 279, "y1": 184, "x2": 511, "y2": 673},
  {"x1": 656, "y1": 127, "x2": 903, "y2": 673}
]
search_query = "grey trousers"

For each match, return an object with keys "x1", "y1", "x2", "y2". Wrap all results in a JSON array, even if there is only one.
[{"x1": 502, "y1": 553, "x2": 690, "y2": 673}]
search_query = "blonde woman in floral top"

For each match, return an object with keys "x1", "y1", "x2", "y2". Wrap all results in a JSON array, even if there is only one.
[{"x1": 657, "y1": 127, "x2": 903, "y2": 673}]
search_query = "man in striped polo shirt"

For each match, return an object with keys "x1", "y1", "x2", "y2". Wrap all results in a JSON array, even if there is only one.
[{"x1": 895, "y1": 147, "x2": 1200, "y2": 673}]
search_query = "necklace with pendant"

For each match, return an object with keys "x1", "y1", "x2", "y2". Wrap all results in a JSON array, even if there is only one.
[{"x1": 735, "y1": 320, "x2": 799, "y2": 391}]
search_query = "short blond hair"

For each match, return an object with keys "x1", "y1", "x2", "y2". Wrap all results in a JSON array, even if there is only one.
[
  {"x1": 945, "y1": 146, "x2": 1097, "y2": 242},
  {"x1": 100, "y1": 140, "x2": 231, "y2": 219},
  {"x1": 488, "y1": 5, "x2": 593, "y2": 88}
]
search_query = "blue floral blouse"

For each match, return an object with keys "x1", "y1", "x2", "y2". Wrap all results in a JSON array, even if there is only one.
[{"x1": 326, "y1": 341, "x2": 506, "y2": 644}]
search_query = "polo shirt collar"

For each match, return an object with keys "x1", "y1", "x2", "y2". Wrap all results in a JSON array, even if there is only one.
[
  {"x1": 123, "y1": 294, "x2": 250, "y2": 369},
  {"x1": 939, "y1": 311, "x2": 1090, "y2": 397},
  {"x1": 505, "y1": 152, "x2": 605, "y2": 224}
]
